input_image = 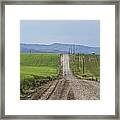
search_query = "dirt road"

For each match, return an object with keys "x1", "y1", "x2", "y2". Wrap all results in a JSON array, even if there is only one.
[{"x1": 30, "y1": 54, "x2": 100, "y2": 100}]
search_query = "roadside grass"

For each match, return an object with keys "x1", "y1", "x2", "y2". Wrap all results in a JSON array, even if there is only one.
[
  {"x1": 21, "y1": 66, "x2": 59, "y2": 81},
  {"x1": 21, "y1": 53, "x2": 59, "y2": 67},
  {"x1": 70, "y1": 54, "x2": 100, "y2": 81},
  {"x1": 20, "y1": 53, "x2": 60, "y2": 81}
]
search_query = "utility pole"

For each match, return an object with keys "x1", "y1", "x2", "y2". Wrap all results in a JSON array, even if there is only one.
[
  {"x1": 69, "y1": 48, "x2": 70, "y2": 54},
  {"x1": 78, "y1": 53, "x2": 80, "y2": 71},
  {"x1": 71, "y1": 46, "x2": 72, "y2": 54},
  {"x1": 71, "y1": 45, "x2": 73, "y2": 54},
  {"x1": 30, "y1": 49, "x2": 32, "y2": 54},
  {"x1": 82, "y1": 55, "x2": 84, "y2": 74},
  {"x1": 73, "y1": 44, "x2": 75, "y2": 61},
  {"x1": 73, "y1": 44, "x2": 75, "y2": 54}
]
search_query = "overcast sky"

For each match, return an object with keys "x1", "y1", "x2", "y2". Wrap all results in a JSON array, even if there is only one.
[{"x1": 20, "y1": 20, "x2": 100, "y2": 47}]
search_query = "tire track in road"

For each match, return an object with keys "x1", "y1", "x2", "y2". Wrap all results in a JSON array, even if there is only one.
[
  {"x1": 40, "y1": 80, "x2": 59, "y2": 100},
  {"x1": 48, "y1": 79, "x2": 66, "y2": 100},
  {"x1": 30, "y1": 81, "x2": 53, "y2": 100}
]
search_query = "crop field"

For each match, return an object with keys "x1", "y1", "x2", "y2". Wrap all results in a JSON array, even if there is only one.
[
  {"x1": 70, "y1": 54, "x2": 100, "y2": 81},
  {"x1": 20, "y1": 53, "x2": 60, "y2": 81}
]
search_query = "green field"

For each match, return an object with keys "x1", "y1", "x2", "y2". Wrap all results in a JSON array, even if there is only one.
[
  {"x1": 20, "y1": 53, "x2": 60, "y2": 81},
  {"x1": 70, "y1": 54, "x2": 100, "y2": 81}
]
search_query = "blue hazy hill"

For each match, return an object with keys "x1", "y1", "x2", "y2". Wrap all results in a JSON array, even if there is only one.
[{"x1": 20, "y1": 43, "x2": 100, "y2": 54}]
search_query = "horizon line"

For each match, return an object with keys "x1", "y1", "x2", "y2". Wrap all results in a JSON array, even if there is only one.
[{"x1": 20, "y1": 42, "x2": 100, "y2": 48}]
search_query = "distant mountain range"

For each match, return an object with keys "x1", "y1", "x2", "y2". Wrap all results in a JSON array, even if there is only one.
[{"x1": 20, "y1": 43, "x2": 100, "y2": 54}]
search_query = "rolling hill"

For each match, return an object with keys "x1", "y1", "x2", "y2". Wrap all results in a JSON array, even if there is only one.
[{"x1": 20, "y1": 43, "x2": 100, "y2": 54}]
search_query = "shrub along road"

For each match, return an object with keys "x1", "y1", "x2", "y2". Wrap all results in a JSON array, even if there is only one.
[{"x1": 29, "y1": 54, "x2": 100, "y2": 100}]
